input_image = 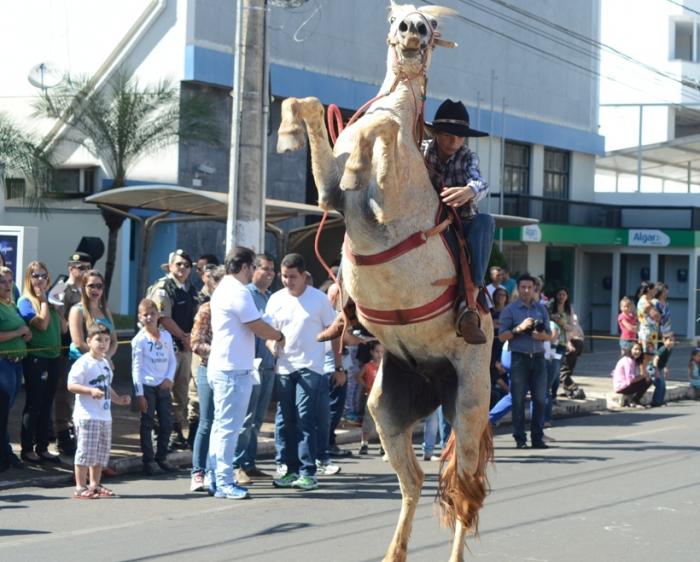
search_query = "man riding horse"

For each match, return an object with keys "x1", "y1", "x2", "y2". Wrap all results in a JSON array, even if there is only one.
[{"x1": 319, "y1": 99, "x2": 495, "y2": 345}]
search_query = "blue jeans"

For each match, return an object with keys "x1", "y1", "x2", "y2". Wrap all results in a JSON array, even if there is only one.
[
  {"x1": 489, "y1": 392, "x2": 512, "y2": 425},
  {"x1": 276, "y1": 369, "x2": 322, "y2": 477},
  {"x1": 139, "y1": 384, "x2": 173, "y2": 463},
  {"x1": 207, "y1": 369, "x2": 254, "y2": 487},
  {"x1": 192, "y1": 365, "x2": 214, "y2": 473},
  {"x1": 315, "y1": 372, "x2": 332, "y2": 463},
  {"x1": 0, "y1": 358, "x2": 23, "y2": 460},
  {"x1": 544, "y1": 356, "x2": 562, "y2": 424},
  {"x1": 463, "y1": 213, "x2": 496, "y2": 285},
  {"x1": 234, "y1": 367, "x2": 275, "y2": 470},
  {"x1": 510, "y1": 352, "x2": 547, "y2": 445},
  {"x1": 651, "y1": 376, "x2": 666, "y2": 407},
  {"x1": 328, "y1": 376, "x2": 347, "y2": 448},
  {"x1": 422, "y1": 406, "x2": 452, "y2": 455}
]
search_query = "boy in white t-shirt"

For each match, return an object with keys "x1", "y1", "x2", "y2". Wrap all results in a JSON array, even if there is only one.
[
  {"x1": 67, "y1": 324, "x2": 130, "y2": 499},
  {"x1": 132, "y1": 298, "x2": 177, "y2": 475}
]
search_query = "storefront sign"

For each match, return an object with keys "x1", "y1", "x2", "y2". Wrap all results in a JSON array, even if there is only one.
[
  {"x1": 628, "y1": 229, "x2": 670, "y2": 247},
  {"x1": 522, "y1": 224, "x2": 542, "y2": 242}
]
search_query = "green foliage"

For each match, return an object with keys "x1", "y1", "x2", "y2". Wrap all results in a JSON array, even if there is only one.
[
  {"x1": 33, "y1": 69, "x2": 222, "y2": 186},
  {"x1": 0, "y1": 113, "x2": 53, "y2": 216},
  {"x1": 485, "y1": 242, "x2": 508, "y2": 284}
]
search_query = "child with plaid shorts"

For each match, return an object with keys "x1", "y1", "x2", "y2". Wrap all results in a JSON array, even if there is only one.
[{"x1": 68, "y1": 324, "x2": 130, "y2": 499}]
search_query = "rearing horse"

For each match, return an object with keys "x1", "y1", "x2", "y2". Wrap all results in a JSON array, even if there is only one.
[{"x1": 277, "y1": 3, "x2": 492, "y2": 561}]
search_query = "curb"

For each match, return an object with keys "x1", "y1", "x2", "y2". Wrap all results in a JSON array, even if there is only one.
[{"x1": 1, "y1": 386, "x2": 695, "y2": 491}]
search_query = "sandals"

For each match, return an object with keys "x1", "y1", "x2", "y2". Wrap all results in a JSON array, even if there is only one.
[
  {"x1": 92, "y1": 485, "x2": 117, "y2": 497},
  {"x1": 72, "y1": 485, "x2": 117, "y2": 499},
  {"x1": 73, "y1": 486, "x2": 98, "y2": 500}
]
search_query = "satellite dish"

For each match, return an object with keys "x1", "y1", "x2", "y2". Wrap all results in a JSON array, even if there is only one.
[{"x1": 28, "y1": 62, "x2": 63, "y2": 90}]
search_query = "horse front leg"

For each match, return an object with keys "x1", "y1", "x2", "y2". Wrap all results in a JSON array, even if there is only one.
[
  {"x1": 368, "y1": 382, "x2": 424, "y2": 562},
  {"x1": 277, "y1": 97, "x2": 343, "y2": 211},
  {"x1": 340, "y1": 115, "x2": 401, "y2": 223}
]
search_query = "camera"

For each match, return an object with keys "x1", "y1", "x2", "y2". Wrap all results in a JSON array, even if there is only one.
[{"x1": 534, "y1": 319, "x2": 546, "y2": 332}]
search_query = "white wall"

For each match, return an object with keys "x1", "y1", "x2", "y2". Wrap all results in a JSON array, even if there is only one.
[{"x1": 0, "y1": 202, "x2": 126, "y2": 312}]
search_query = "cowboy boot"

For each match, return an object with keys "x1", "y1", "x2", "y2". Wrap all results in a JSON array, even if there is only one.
[{"x1": 455, "y1": 307, "x2": 487, "y2": 345}]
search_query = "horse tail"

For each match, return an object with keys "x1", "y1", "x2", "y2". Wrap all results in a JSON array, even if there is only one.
[{"x1": 436, "y1": 423, "x2": 494, "y2": 534}]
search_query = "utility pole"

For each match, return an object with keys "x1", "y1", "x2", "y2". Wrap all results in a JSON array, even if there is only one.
[{"x1": 226, "y1": 0, "x2": 267, "y2": 253}]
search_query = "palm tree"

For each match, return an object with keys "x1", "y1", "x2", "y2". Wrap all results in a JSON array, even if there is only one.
[
  {"x1": 0, "y1": 113, "x2": 54, "y2": 215},
  {"x1": 33, "y1": 70, "x2": 222, "y2": 297}
]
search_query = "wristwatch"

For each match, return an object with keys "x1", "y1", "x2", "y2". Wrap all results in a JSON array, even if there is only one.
[{"x1": 335, "y1": 366, "x2": 345, "y2": 373}]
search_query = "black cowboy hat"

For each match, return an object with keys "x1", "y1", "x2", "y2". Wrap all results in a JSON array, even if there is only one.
[{"x1": 426, "y1": 99, "x2": 488, "y2": 138}]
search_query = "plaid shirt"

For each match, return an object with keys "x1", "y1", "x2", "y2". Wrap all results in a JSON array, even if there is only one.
[{"x1": 423, "y1": 140, "x2": 489, "y2": 217}]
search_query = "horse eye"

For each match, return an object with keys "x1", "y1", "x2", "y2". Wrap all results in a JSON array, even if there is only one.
[
  {"x1": 390, "y1": 16, "x2": 396, "y2": 24},
  {"x1": 430, "y1": 19, "x2": 437, "y2": 29},
  {"x1": 417, "y1": 23, "x2": 427, "y2": 35},
  {"x1": 399, "y1": 21, "x2": 408, "y2": 32}
]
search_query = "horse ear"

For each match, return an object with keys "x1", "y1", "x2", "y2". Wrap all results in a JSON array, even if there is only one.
[{"x1": 419, "y1": 5, "x2": 458, "y2": 19}]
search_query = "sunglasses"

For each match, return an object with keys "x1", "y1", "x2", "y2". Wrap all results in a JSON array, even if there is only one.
[
  {"x1": 86, "y1": 283, "x2": 104, "y2": 290},
  {"x1": 31, "y1": 272, "x2": 48, "y2": 280},
  {"x1": 73, "y1": 264, "x2": 90, "y2": 271}
]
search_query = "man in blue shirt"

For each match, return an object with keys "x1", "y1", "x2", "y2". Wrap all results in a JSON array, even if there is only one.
[
  {"x1": 498, "y1": 274, "x2": 551, "y2": 449},
  {"x1": 233, "y1": 254, "x2": 277, "y2": 484}
]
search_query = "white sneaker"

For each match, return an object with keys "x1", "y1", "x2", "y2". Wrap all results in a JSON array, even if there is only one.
[
  {"x1": 275, "y1": 463, "x2": 287, "y2": 476},
  {"x1": 316, "y1": 461, "x2": 341, "y2": 475},
  {"x1": 190, "y1": 471, "x2": 205, "y2": 492}
]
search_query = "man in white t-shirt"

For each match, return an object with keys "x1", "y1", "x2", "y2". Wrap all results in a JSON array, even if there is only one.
[
  {"x1": 266, "y1": 253, "x2": 338, "y2": 491},
  {"x1": 206, "y1": 247, "x2": 284, "y2": 500}
]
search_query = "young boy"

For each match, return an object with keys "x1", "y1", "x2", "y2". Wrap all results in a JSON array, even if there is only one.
[
  {"x1": 131, "y1": 298, "x2": 177, "y2": 475},
  {"x1": 357, "y1": 342, "x2": 383, "y2": 455},
  {"x1": 650, "y1": 332, "x2": 675, "y2": 407},
  {"x1": 67, "y1": 324, "x2": 130, "y2": 498}
]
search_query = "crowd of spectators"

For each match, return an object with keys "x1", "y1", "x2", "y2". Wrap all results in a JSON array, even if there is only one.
[{"x1": 1, "y1": 250, "x2": 698, "y2": 493}]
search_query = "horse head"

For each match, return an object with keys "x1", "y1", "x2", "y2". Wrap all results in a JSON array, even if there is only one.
[{"x1": 386, "y1": 1, "x2": 457, "y2": 77}]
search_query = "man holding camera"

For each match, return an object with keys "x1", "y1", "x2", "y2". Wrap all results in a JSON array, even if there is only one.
[{"x1": 498, "y1": 274, "x2": 552, "y2": 449}]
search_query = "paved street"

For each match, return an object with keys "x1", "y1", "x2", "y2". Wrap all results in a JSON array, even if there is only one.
[{"x1": 1, "y1": 400, "x2": 698, "y2": 562}]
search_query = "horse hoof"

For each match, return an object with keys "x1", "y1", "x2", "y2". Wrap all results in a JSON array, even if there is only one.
[{"x1": 277, "y1": 128, "x2": 306, "y2": 153}]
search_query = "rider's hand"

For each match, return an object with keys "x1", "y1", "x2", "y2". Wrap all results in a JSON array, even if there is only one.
[{"x1": 440, "y1": 186, "x2": 476, "y2": 208}]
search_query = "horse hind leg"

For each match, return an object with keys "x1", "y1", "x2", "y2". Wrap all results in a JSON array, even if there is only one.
[
  {"x1": 368, "y1": 388, "x2": 424, "y2": 562},
  {"x1": 438, "y1": 423, "x2": 494, "y2": 561}
]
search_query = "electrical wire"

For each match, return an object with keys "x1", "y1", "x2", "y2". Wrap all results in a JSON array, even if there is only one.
[{"x1": 482, "y1": 0, "x2": 700, "y2": 102}]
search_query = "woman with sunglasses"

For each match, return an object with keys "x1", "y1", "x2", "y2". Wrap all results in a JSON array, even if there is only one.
[
  {"x1": 0, "y1": 266, "x2": 31, "y2": 472},
  {"x1": 68, "y1": 270, "x2": 117, "y2": 364},
  {"x1": 17, "y1": 262, "x2": 67, "y2": 463}
]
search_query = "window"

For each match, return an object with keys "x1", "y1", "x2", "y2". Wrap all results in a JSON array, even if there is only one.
[
  {"x1": 672, "y1": 19, "x2": 700, "y2": 61},
  {"x1": 48, "y1": 167, "x2": 96, "y2": 196},
  {"x1": 543, "y1": 148, "x2": 569, "y2": 223},
  {"x1": 543, "y1": 148, "x2": 570, "y2": 199},
  {"x1": 503, "y1": 141, "x2": 530, "y2": 195},
  {"x1": 4, "y1": 178, "x2": 26, "y2": 199}
]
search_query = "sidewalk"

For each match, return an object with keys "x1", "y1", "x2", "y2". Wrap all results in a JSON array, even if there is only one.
[{"x1": 1, "y1": 372, "x2": 696, "y2": 491}]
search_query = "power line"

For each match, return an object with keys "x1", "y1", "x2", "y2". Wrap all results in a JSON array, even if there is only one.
[
  {"x1": 483, "y1": 0, "x2": 700, "y2": 102},
  {"x1": 665, "y1": 0, "x2": 700, "y2": 18}
]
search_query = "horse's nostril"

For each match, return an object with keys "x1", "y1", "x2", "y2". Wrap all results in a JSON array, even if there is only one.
[
  {"x1": 417, "y1": 23, "x2": 427, "y2": 35},
  {"x1": 399, "y1": 21, "x2": 408, "y2": 33}
]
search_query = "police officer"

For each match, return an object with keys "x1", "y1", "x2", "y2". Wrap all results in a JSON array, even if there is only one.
[
  {"x1": 150, "y1": 249, "x2": 198, "y2": 450},
  {"x1": 54, "y1": 251, "x2": 93, "y2": 454}
]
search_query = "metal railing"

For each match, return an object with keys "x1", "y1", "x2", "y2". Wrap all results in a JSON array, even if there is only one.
[{"x1": 489, "y1": 193, "x2": 700, "y2": 229}]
